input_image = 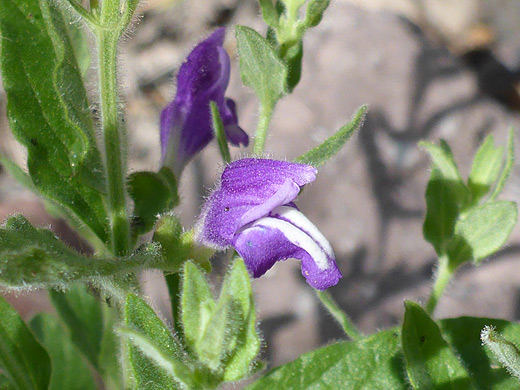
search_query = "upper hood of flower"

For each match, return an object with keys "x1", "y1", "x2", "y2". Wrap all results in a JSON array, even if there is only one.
[
  {"x1": 160, "y1": 28, "x2": 248, "y2": 177},
  {"x1": 174, "y1": 27, "x2": 229, "y2": 108},
  {"x1": 195, "y1": 158, "x2": 317, "y2": 248}
]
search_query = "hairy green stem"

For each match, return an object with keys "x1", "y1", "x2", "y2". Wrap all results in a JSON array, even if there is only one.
[
  {"x1": 425, "y1": 254, "x2": 454, "y2": 315},
  {"x1": 253, "y1": 102, "x2": 274, "y2": 154},
  {"x1": 316, "y1": 290, "x2": 362, "y2": 341},
  {"x1": 95, "y1": 27, "x2": 130, "y2": 256}
]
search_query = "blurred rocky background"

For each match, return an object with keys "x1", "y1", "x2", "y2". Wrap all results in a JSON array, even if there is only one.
[{"x1": 1, "y1": 0, "x2": 520, "y2": 378}]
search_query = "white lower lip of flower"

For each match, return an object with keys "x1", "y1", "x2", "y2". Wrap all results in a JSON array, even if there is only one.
[
  {"x1": 270, "y1": 205, "x2": 334, "y2": 258},
  {"x1": 251, "y1": 214, "x2": 330, "y2": 270}
]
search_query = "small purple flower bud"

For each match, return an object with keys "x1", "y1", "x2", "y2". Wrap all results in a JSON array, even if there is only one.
[
  {"x1": 160, "y1": 28, "x2": 249, "y2": 177},
  {"x1": 195, "y1": 158, "x2": 341, "y2": 290}
]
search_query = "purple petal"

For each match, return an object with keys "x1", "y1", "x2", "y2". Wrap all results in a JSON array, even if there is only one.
[
  {"x1": 270, "y1": 205, "x2": 334, "y2": 259},
  {"x1": 300, "y1": 252, "x2": 342, "y2": 290},
  {"x1": 233, "y1": 214, "x2": 341, "y2": 290},
  {"x1": 160, "y1": 28, "x2": 248, "y2": 176},
  {"x1": 221, "y1": 99, "x2": 249, "y2": 146},
  {"x1": 195, "y1": 159, "x2": 317, "y2": 248},
  {"x1": 160, "y1": 102, "x2": 181, "y2": 158},
  {"x1": 238, "y1": 179, "x2": 300, "y2": 227},
  {"x1": 233, "y1": 225, "x2": 296, "y2": 277},
  {"x1": 175, "y1": 28, "x2": 227, "y2": 105}
]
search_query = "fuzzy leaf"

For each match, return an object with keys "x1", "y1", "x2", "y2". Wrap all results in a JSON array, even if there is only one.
[
  {"x1": 0, "y1": 0, "x2": 108, "y2": 242},
  {"x1": 124, "y1": 294, "x2": 184, "y2": 390},
  {"x1": 0, "y1": 296, "x2": 51, "y2": 390},
  {"x1": 296, "y1": 105, "x2": 367, "y2": 166},
  {"x1": 62, "y1": 12, "x2": 90, "y2": 76},
  {"x1": 219, "y1": 258, "x2": 260, "y2": 381},
  {"x1": 440, "y1": 316, "x2": 520, "y2": 389},
  {"x1": 284, "y1": 40, "x2": 304, "y2": 92},
  {"x1": 128, "y1": 169, "x2": 178, "y2": 235},
  {"x1": 236, "y1": 25, "x2": 287, "y2": 107},
  {"x1": 30, "y1": 313, "x2": 96, "y2": 390},
  {"x1": 0, "y1": 156, "x2": 36, "y2": 192},
  {"x1": 0, "y1": 215, "x2": 162, "y2": 289},
  {"x1": 259, "y1": 0, "x2": 279, "y2": 27},
  {"x1": 303, "y1": 0, "x2": 331, "y2": 28},
  {"x1": 402, "y1": 301, "x2": 477, "y2": 389},
  {"x1": 490, "y1": 129, "x2": 515, "y2": 200},
  {"x1": 468, "y1": 135, "x2": 504, "y2": 204},
  {"x1": 247, "y1": 329, "x2": 407, "y2": 389},
  {"x1": 446, "y1": 201, "x2": 517, "y2": 266},
  {"x1": 421, "y1": 141, "x2": 469, "y2": 254},
  {"x1": 120, "y1": 328, "x2": 194, "y2": 389},
  {"x1": 181, "y1": 262, "x2": 216, "y2": 352},
  {"x1": 481, "y1": 326, "x2": 520, "y2": 383},
  {"x1": 48, "y1": 284, "x2": 103, "y2": 369},
  {"x1": 196, "y1": 299, "x2": 238, "y2": 371},
  {"x1": 0, "y1": 375, "x2": 12, "y2": 390},
  {"x1": 98, "y1": 305, "x2": 124, "y2": 389}
]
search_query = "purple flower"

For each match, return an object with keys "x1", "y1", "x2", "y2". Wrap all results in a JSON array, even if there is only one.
[
  {"x1": 195, "y1": 158, "x2": 342, "y2": 290},
  {"x1": 160, "y1": 27, "x2": 249, "y2": 177}
]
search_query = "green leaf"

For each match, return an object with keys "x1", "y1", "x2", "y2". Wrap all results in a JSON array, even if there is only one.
[
  {"x1": 0, "y1": 156, "x2": 36, "y2": 193},
  {"x1": 274, "y1": 0, "x2": 287, "y2": 16},
  {"x1": 421, "y1": 141, "x2": 469, "y2": 254},
  {"x1": 280, "y1": 0, "x2": 306, "y2": 12},
  {"x1": 446, "y1": 201, "x2": 517, "y2": 266},
  {"x1": 440, "y1": 316, "x2": 520, "y2": 389},
  {"x1": 0, "y1": 295, "x2": 51, "y2": 390},
  {"x1": 0, "y1": 157, "x2": 107, "y2": 250},
  {"x1": 296, "y1": 105, "x2": 367, "y2": 166},
  {"x1": 420, "y1": 140, "x2": 465, "y2": 183},
  {"x1": 196, "y1": 299, "x2": 238, "y2": 371},
  {"x1": 165, "y1": 272, "x2": 183, "y2": 339},
  {"x1": 61, "y1": 12, "x2": 90, "y2": 76},
  {"x1": 247, "y1": 329, "x2": 407, "y2": 389},
  {"x1": 249, "y1": 316, "x2": 520, "y2": 389},
  {"x1": 128, "y1": 169, "x2": 179, "y2": 235},
  {"x1": 284, "y1": 40, "x2": 304, "y2": 92},
  {"x1": 98, "y1": 305, "x2": 124, "y2": 390},
  {"x1": 0, "y1": 215, "x2": 162, "y2": 289},
  {"x1": 481, "y1": 326, "x2": 520, "y2": 382},
  {"x1": 181, "y1": 262, "x2": 216, "y2": 353},
  {"x1": 236, "y1": 25, "x2": 287, "y2": 107},
  {"x1": 30, "y1": 313, "x2": 96, "y2": 390},
  {"x1": 490, "y1": 129, "x2": 515, "y2": 200},
  {"x1": 48, "y1": 284, "x2": 103, "y2": 370},
  {"x1": 124, "y1": 294, "x2": 185, "y2": 390},
  {"x1": 402, "y1": 301, "x2": 476, "y2": 389},
  {"x1": 259, "y1": 0, "x2": 279, "y2": 27},
  {"x1": 180, "y1": 259, "x2": 259, "y2": 380},
  {"x1": 120, "y1": 328, "x2": 195, "y2": 389},
  {"x1": 266, "y1": 25, "x2": 278, "y2": 47},
  {"x1": 0, "y1": 375, "x2": 13, "y2": 390},
  {"x1": 219, "y1": 258, "x2": 260, "y2": 381},
  {"x1": 303, "y1": 0, "x2": 331, "y2": 28},
  {"x1": 0, "y1": 0, "x2": 108, "y2": 243},
  {"x1": 468, "y1": 135, "x2": 504, "y2": 204}
]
